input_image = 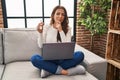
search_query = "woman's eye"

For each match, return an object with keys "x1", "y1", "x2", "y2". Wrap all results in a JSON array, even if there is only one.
[
  {"x1": 56, "y1": 13, "x2": 65, "y2": 16},
  {"x1": 62, "y1": 13, "x2": 65, "y2": 16},
  {"x1": 56, "y1": 13, "x2": 60, "y2": 15}
]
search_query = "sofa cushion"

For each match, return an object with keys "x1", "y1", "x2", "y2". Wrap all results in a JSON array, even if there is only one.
[
  {"x1": 2, "y1": 61, "x2": 98, "y2": 80},
  {"x1": 0, "y1": 29, "x2": 3, "y2": 64},
  {"x1": 3, "y1": 28, "x2": 41, "y2": 64},
  {"x1": 0, "y1": 65, "x2": 5, "y2": 80},
  {"x1": 75, "y1": 44, "x2": 107, "y2": 80}
]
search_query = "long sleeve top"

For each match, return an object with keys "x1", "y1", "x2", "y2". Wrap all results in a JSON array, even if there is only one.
[{"x1": 38, "y1": 24, "x2": 71, "y2": 48}]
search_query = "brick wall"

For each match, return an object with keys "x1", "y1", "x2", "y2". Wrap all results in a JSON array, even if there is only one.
[
  {"x1": 76, "y1": 1, "x2": 108, "y2": 58},
  {"x1": 0, "y1": 0, "x2": 3, "y2": 28}
]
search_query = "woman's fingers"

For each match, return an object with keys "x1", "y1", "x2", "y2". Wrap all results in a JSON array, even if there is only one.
[{"x1": 37, "y1": 22, "x2": 44, "y2": 33}]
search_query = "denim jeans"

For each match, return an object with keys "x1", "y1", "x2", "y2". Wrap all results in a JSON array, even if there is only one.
[{"x1": 31, "y1": 51, "x2": 84, "y2": 74}]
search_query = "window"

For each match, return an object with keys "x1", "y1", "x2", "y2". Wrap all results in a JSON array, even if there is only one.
[{"x1": 2, "y1": 0, "x2": 77, "y2": 37}]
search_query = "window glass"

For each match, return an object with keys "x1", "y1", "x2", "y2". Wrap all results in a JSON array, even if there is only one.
[
  {"x1": 44, "y1": 18, "x2": 51, "y2": 25},
  {"x1": 69, "y1": 18, "x2": 74, "y2": 35},
  {"x1": 44, "y1": 0, "x2": 59, "y2": 16},
  {"x1": 6, "y1": 0, "x2": 24, "y2": 17},
  {"x1": 27, "y1": 18, "x2": 42, "y2": 28},
  {"x1": 61, "y1": 0, "x2": 74, "y2": 16},
  {"x1": 26, "y1": 0, "x2": 42, "y2": 17},
  {"x1": 7, "y1": 19, "x2": 25, "y2": 28}
]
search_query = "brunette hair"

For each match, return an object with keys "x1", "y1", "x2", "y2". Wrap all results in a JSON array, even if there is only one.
[{"x1": 50, "y1": 5, "x2": 69, "y2": 42}]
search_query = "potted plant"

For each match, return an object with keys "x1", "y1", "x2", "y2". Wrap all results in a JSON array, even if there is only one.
[{"x1": 78, "y1": 0, "x2": 111, "y2": 51}]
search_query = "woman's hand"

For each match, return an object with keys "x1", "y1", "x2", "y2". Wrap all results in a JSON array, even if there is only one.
[
  {"x1": 56, "y1": 21, "x2": 62, "y2": 32},
  {"x1": 37, "y1": 22, "x2": 44, "y2": 33}
]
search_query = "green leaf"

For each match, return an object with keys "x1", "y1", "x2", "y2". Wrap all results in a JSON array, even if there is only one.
[{"x1": 78, "y1": 0, "x2": 111, "y2": 35}]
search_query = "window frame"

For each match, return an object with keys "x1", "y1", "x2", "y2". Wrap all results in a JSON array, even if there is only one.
[{"x1": 1, "y1": 0, "x2": 77, "y2": 41}]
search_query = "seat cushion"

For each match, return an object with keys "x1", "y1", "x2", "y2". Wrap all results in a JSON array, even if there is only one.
[
  {"x1": 0, "y1": 65, "x2": 5, "y2": 80},
  {"x1": 75, "y1": 44, "x2": 107, "y2": 80},
  {"x1": 2, "y1": 61, "x2": 98, "y2": 80}
]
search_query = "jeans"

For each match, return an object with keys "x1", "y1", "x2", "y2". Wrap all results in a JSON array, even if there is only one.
[{"x1": 31, "y1": 51, "x2": 84, "y2": 74}]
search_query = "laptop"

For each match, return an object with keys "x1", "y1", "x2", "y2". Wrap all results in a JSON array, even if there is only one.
[{"x1": 42, "y1": 42, "x2": 75, "y2": 60}]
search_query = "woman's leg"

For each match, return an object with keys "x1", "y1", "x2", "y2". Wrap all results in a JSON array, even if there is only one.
[
  {"x1": 30, "y1": 54, "x2": 58, "y2": 74},
  {"x1": 59, "y1": 51, "x2": 85, "y2": 75},
  {"x1": 59, "y1": 51, "x2": 84, "y2": 69}
]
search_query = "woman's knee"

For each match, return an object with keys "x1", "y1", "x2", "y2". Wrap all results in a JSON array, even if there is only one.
[
  {"x1": 30, "y1": 54, "x2": 42, "y2": 66},
  {"x1": 74, "y1": 51, "x2": 84, "y2": 62}
]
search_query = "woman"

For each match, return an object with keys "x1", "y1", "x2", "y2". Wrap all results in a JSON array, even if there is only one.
[{"x1": 31, "y1": 5, "x2": 85, "y2": 78}]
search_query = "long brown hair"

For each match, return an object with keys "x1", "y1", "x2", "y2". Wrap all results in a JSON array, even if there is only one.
[{"x1": 50, "y1": 6, "x2": 69, "y2": 42}]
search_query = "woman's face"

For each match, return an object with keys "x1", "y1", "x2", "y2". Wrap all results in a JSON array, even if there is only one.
[{"x1": 53, "y1": 8, "x2": 65, "y2": 24}]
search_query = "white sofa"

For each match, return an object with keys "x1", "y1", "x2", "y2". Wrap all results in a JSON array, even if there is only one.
[{"x1": 0, "y1": 28, "x2": 107, "y2": 80}]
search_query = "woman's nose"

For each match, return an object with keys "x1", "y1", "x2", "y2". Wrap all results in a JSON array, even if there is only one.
[
  {"x1": 59, "y1": 14, "x2": 63, "y2": 18},
  {"x1": 59, "y1": 15, "x2": 62, "y2": 18}
]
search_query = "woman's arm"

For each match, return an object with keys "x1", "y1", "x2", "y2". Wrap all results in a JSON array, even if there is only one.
[
  {"x1": 37, "y1": 25, "x2": 50, "y2": 48},
  {"x1": 37, "y1": 33, "x2": 43, "y2": 48}
]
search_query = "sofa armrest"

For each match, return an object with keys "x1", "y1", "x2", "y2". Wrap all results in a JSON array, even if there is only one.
[{"x1": 75, "y1": 44, "x2": 107, "y2": 80}]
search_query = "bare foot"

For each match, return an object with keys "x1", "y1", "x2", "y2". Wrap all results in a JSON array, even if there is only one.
[{"x1": 61, "y1": 69, "x2": 68, "y2": 75}]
